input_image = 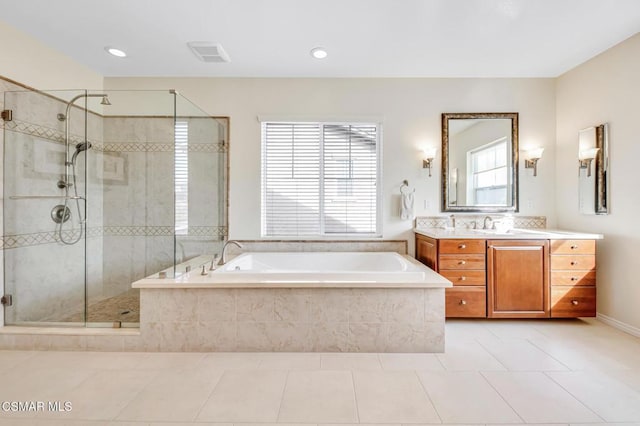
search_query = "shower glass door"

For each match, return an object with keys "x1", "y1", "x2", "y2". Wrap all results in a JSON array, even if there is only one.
[
  {"x1": 3, "y1": 89, "x2": 89, "y2": 325},
  {"x1": 3, "y1": 88, "x2": 228, "y2": 328}
]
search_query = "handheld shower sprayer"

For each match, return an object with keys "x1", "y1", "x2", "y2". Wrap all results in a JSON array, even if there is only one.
[{"x1": 70, "y1": 142, "x2": 93, "y2": 164}]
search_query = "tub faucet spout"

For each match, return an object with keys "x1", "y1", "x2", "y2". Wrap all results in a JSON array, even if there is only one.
[{"x1": 220, "y1": 240, "x2": 243, "y2": 265}]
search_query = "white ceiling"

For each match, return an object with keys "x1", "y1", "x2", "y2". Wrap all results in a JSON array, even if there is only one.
[{"x1": 1, "y1": 0, "x2": 640, "y2": 78}]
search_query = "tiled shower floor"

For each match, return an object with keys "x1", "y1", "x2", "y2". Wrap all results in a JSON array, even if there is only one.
[
  {"x1": 61, "y1": 289, "x2": 140, "y2": 324},
  {"x1": 0, "y1": 318, "x2": 639, "y2": 425}
]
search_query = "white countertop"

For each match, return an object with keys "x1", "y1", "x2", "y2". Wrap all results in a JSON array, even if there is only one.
[{"x1": 414, "y1": 227, "x2": 603, "y2": 240}]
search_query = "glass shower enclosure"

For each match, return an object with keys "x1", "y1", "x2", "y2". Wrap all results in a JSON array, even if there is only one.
[{"x1": 2, "y1": 89, "x2": 228, "y2": 327}]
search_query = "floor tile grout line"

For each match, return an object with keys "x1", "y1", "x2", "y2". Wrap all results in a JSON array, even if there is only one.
[
  {"x1": 542, "y1": 370, "x2": 607, "y2": 423},
  {"x1": 526, "y1": 337, "x2": 572, "y2": 371},
  {"x1": 191, "y1": 367, "x2": 229, "y2": 422},
  {"x1": 478, "y1": 370, "x2": 526, "y2": 424},
  {"x1": 350, "y1": 369, "x2": 361, "y2": 423},
  {"x1": 474, "y1": 338, "x2": 513, "y2": 372},
  {"x1": 103, "y1": 367, "x2": 163, "y2": 422},
  {"x1": 274, "y1": 369, "x2": 291, "y2": 423},
  {"x1": 413, "y1": 369, "x2": 444, "y2": 424}
]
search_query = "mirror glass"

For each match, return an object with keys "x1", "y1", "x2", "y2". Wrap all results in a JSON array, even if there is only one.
[
  {"x1": 442, "y1": 113, "x2": 519, "y2": 212},
  {"x1": 579, "y1": 124, "x2": 609, "y2": 214}
]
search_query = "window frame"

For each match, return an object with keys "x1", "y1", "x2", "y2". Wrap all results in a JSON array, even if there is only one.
[
  {"x1": 261, "y1": 120, "x2": 383, "y2": 238},
  {"x1": 466, "y1": 137, "x2": 510, "y2": 206}
]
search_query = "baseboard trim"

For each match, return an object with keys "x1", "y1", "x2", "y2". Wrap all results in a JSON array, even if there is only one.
[{"x1": 597, "y1": 312, "x2": 640, "y2": 338}]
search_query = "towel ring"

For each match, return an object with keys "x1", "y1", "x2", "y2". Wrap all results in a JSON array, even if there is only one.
[{"x1": 400, "y1": 180, "x2": 414, "y2": 195}]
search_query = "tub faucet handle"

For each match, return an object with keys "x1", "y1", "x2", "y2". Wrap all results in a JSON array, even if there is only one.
[
  {"x1": 201, "y1": 265, "x2": 208, "y2": 276},
  {"x1": 209, "y1": 255, "x2": 219, "y2": 271}
]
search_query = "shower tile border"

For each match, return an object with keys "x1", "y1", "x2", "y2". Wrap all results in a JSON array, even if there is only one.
[
  {"x1": 0, "y1": 226, "x2": 228, "y2": 250},
  {"x1": 100, "y1": 141, "x2": 227, "y2": 153}
]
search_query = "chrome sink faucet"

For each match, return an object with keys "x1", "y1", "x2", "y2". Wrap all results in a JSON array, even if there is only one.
[
  {"x1": 483, "y1": 216, "x2": 493, "y2": 230},
  {"x1": 220, "y1": 240, "x2": 243, "y2": 265}
]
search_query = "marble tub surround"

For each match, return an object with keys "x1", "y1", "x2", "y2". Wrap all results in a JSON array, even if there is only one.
[
  {"x1": 134, "y1": 252, "x2": 450, "y2": 352},
  {"x1": 139, "y1": 287, "x2": 445, "y2": 352}
]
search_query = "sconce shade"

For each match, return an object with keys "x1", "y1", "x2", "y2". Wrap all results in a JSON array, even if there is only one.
[
  {"x1": 525, "y1": 147, "x2": 544, "y2": 160},
  {"x1": 579, "y1": 147, "x2": 600, "y2": 161},
  {"x1": 422, "y1": 148, "x2": 436, "y2": 178},
  {"x1": 422, "y1": 147, "x2": 437, "y2": 160}
]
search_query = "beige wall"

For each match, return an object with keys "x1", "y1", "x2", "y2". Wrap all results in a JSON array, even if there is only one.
[
  {"x1": 0, "y1": 21, "x2": 103, "y2": 90},
  {"x1": 556, "y1": 33, "x2": 640, "y2": 332},
  {"x1": 105, "y1": 77, "x2": 558, "y2": 253}
]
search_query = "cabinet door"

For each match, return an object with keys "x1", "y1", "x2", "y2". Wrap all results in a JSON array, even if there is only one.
[
  {"x1": 487, "y1": 240, "x2": 550, "y2": 318},
  {"x1": 416, "y1": 235, "x2": 438, "y2": 270}
]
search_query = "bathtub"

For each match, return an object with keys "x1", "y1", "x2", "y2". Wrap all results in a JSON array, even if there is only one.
[
  {"x1": 133, "y1": 252, "x2": 451, "y2": 288},
  {"x1": 132, "y1": 252, "x2": 451, "y2": 352}
]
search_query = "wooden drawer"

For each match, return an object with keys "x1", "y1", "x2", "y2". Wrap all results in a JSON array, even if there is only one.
[
  {"x1": 439, "y1": 254, "x2": 485, "y2": 270},
  {"x1": 551, "y1": 270, "x2": 596, "y2": 286},
  {"x1": 440, "y1": 239, "x2": 486, "y2": 254},
  {"x1": 550, "y1": 239, "x2": 595, "y2": 255},
  {"x1": 551, "y1": 286, "x2": 596, "y2": 317},
  {"x1": 440, "y1": 270, "x2": 486, "y2": 286},
  {"x1": 446, "y1": 287, "x2": 486, "y2": 318},
  {"x1": 550, "y1": 255, "x2": 596, "y2": 271}
]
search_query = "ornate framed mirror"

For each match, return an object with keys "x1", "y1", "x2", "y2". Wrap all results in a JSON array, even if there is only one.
[{"x1": 441, "y1": 112, "x2": 519, "y2": 212}]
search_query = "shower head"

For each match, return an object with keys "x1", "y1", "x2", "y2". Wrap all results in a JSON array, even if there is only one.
[
  {"x1": 71, "y1": 142, "x2": 92, "y2": 163},
  {"x1": 76, "y1": 142, "x2": 92, "y2": 152},
  {"x1": 100, "y1": 95, "x2": 111, "y2": 106}
]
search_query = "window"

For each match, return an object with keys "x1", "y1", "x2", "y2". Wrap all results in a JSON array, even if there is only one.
[
  {"x1": 467, "y1": 138, "x2": 509, "y2": 205},
  {"x1": 261, "y1": 122, "x2": 380, "y2": 237},
  {"x1": 174, "y1": 121, "x2": 189, "y2": 235}
]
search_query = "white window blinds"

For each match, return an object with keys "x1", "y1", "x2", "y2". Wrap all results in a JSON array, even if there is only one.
[
  {"x1": 174, "y1": 121, "x2": 189, "y2": 235},
  {"x1": 262, "y1": 122, "x2": 380, "y2": 237}
]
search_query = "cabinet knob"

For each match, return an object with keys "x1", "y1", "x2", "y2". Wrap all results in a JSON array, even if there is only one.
[
  {"x1": 459, "y1": 300, "x2": 467, "y2": 305},
  {"x1": 570, "y1": 277, "x2": 578, "y2": 281},
  {"x1": 570, "y1": 245, "x2": 578, "y2": 249},
  {"x1": 460, "y1": 276, "x2": 466, "y2": 281},
  {"x1": 458, "y1": 244, "x2": 466, "y2": 249},
  {"x1": 571, "y1": 300, "x2": 579, "y2": 306},
  {"x1": 458, "y1": 260, "x2": 466, "y2": 265},
  {"x1": 570, "y1": 261, "x2": 578, "y2": 266}
]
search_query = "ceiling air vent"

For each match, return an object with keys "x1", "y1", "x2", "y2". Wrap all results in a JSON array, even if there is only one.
[{"x1": 187, "y1": 42, "x2": 231, "y2": 63}]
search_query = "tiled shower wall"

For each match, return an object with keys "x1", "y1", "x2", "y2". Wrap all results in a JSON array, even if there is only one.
[
  {"x1": 1, "y1": 86, "x2": 104, "y2": 323},
  {"x1": 1, "y1": 81, "x2": 228, "y2": 324},
  {"x1": 101, "y1": 116, "x2": 227, "y2": 298}
]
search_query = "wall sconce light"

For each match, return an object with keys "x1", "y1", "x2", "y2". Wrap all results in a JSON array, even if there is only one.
[
  {"x1": 422, "y1": 148, "x2": 437, "y2": 177},
  {"x1": 579, "y1": 147, "x2": 600, "y2": 177},
  {"x1": 524, "y1": 148, "x2": 544, "y2": 177}
]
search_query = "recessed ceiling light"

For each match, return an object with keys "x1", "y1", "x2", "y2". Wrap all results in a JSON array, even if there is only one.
[
  {"x1": 310, "y1": 47, "x2": 328, "y2": 59},
  {"x1": 105, "y1": 47, "x2": 127, "y2": 58}
]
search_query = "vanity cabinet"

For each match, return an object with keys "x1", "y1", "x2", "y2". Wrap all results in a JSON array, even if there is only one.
[
  {"x1": 550, "y1": 239, "x2": 596, "y2": 317},
  {"x1": 415, "y1": 233, "x2": 597, "y2": 319},
  {"x1": 416, "y1": 234, "x2": 486, "y2": 317},
  {"x1": 487, "y1": 240, "x2": 549, "y2": 318}
]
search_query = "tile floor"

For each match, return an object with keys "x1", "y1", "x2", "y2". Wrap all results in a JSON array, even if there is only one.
[{"x1": 0, "y1": 318, "x2": 639, "y2": 425}]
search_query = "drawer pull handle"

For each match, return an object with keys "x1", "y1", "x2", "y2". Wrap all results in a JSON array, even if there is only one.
[
  {"x1": 570, "y1": 277, "x2": 578, "y2": 281},
  {"x1": 460, "y1": 276, "x2": 466, "y2": 281},
  {"x1": 571, "y1": 300, "x2": 579, "y2": 306},
  {"x1": 571, "y1": 261, "x2": 578, "y2": 266},
  {"x1": 570, "y1": 245, "x2": 578, "y2": 249},
  {"x1": 459, "y1": 300, "x2": 467, "y2": 305},
  {"x1": 459, "y1": 244, "x2": 466, "y2": 249},
  {"x1": 458, "y1": 261, "x2": 466, "y2": 265}
]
